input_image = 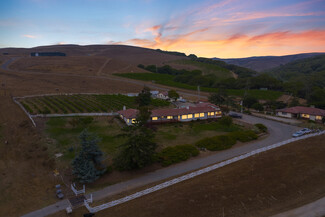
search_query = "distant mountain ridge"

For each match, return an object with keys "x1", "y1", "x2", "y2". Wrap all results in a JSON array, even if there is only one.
[{"x1": 214, "y1": 53, "x2": 325, "y2": 72}]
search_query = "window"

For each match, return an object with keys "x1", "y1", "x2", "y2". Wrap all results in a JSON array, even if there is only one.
[
  {"x1": 120, "y1": 114, "x2": 123, "y2": 118},
  {"x1": 194, "y1": 113, "x2": 200, "y2": 118},
  {"x1": 182, "y1": 115, "x2": 187, "y2": 119},
  {"x1": 208, "y1": 112, "x2": 215, "y2": 116},
  {"x1": 152, "y1": 117, "x2": 158, "y2": 121},
  {"x1": 188, "y1": 114, "x2": 193, "y2": 119},
  {"x1": 316, "y1": 116, "x2": 322, "y2": 120},
  {"x1": 127, "y1": 119, "x2": 130, "y2": 123},
  {"x1": 132, "y1": 119, "x2": 136, "y2": 123},
  {"x1": 301, "y1": 114, "x2": 310, "y2": 118},
  {"x1": 282, "y1": 112, "x2": 287, "y2": 115},
  {"x1": 200, "y1": 113, "x2": 205, "y2": 117},
  {"x1": 167, "y1": 116, "x2": 173, "y2": 119}
]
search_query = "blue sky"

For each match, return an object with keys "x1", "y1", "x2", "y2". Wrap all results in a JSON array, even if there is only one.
[{"x1": 1, "y1": 0, "x2": 325, "y2": 57}]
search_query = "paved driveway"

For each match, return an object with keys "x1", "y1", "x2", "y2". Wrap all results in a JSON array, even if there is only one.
[{"x1": 22, "y1": 115, "x2": 300, "y2": 217}]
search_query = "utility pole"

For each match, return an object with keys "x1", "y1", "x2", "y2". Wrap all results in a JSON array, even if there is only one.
[{"x1": 197, "y1": 85, "x2": 200, "y2": 101}]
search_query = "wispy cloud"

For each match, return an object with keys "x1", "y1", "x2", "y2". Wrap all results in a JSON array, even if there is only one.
[
  {"x1": 22, "y1": 34, "x2": 37, "y2": 39},
  {"x1": 120, "y1": 0, "x2": 325, "y2": 57}
]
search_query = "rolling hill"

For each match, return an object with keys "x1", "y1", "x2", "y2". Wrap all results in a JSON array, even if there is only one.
[
  {"x1": 0, "y1": 44, "x2": 254, "y2": 79},
  {"x1": 267, "y1": 54, "x2": 325, "y2": 81},
  {"x1": 214, "y1": 53, "x2": 324, "y2": 72}
]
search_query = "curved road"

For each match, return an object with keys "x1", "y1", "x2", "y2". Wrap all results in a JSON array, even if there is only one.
[{"x1": 22, "y1": 114, "x2": 300, "y2": 217}]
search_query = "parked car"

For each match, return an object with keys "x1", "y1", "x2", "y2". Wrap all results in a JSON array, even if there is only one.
[
  {"x1": 300, "y1": 128, "x2": 312, "y2": 134},
  {"x1": 229, "y1": 112, "x2": 242, "y2": 119},
  {"x1": 292, "y1": 131, "x2": 304, "y2": 137}
]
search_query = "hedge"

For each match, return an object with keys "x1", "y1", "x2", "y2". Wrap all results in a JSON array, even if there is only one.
[
  {"x1": 195, "y1": 134, "x2": 236, "y2": 151},
  {"x1": 229, "y1": 130, "x2": 258, "y2": 142},
  {"x1": 158, "y1": 144, "x2": 199, "y2": 166},
  {"x1": 254, "y1": 123, "x2": 268, "y2": 133}
]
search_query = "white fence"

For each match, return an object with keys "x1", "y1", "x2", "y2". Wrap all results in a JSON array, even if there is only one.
[
  {"x1": 30, "y1": 112, "x2": 117, "y2": 118},
  {"x1": 12, "y1": 97, "x2": 36, "y2": 127},
  {"x1": 71, "y1": 183, "x2": 85, "y2": 196},
  {"x1": 84, "y1": 131, "x2": 325, "y2": 213}
]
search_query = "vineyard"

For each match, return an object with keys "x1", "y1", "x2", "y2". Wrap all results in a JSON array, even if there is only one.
[{"x1": 18, "y1": 94, "x2": 170, "y2": 115}]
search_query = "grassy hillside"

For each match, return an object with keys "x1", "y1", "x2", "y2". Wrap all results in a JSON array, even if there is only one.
[
  {"x1": 268, "y1": 54, "x2": 325, "y2": 81},
  {"x1": 170, "y1": 59, "x2": 233, "y2": 79},
  {"x1": 115, "y1": 73, "x2": 282, "y2": 100},
  {"x1": 218, "y1": 53, "x2": 324, "y2": 72}
]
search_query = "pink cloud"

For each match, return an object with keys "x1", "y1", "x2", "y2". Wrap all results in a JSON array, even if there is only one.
[{"x1": 22, "y1": 34, "x2": 37, "y2": 39}]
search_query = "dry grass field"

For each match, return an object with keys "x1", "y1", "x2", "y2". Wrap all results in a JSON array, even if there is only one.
[{"x1": 50, "y1": 134, "x2": 325, "y2": 217}]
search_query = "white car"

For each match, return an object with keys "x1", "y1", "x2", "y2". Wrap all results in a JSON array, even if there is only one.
[
  {"x1": 292, "y1": 131, "x2": 304, "y2": 137},
  {"x1": 300, "y1": 128, "x2": 312, "y2": 134}
]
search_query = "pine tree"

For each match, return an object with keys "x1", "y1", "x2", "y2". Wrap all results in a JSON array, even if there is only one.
[
  {"x1": 114, "y1": 108, "x2": 157, "y2": 170},
  {"x1": 72, "y1": 129, "x2": 105, "y2": 183}
]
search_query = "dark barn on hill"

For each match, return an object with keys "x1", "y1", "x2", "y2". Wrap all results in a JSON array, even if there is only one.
[{"x1": 30, "y1": 52, "x2": 66, "y2": 57}]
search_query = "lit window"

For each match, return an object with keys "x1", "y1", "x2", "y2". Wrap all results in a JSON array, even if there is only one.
[
  {"x1": 316, "y1": 116, "x2": 322, "y2": 120},
  {"x1": 194, "y1": 113, "x2": 200, "y2": 118},
  {"x1": 120, "y1": 115, "x2": 123, "y2": 118},
  {"x1": 182, "y1": 115, "x2": 187, "y2": 119},
  {"x1": 167, "y1": 116, "x2": 173, "y2": 119},
  {"x1": 127, "y1": 119, "x2": 130, "y2": 123},
  {"x1": 132, "y1": 119, "x2": 136, "y2": 123},
  {"x1": 188, "y1": 114, "x2": 193, "y2": 119},
  {"x1": 208, "y1": 112, "x2": 215, "y2": 116},
  {"x1": 152, "y1": 117, "x2": 158, "y2": 121},
  {"x1": 200, "y1": 113, "x2": 205, "y2": 117},
  {"x1": 301, "y1": 114, "x2": 310, "y2": 118}
]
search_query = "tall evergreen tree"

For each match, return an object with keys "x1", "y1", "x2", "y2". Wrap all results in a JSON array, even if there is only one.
[
  {"x1": 114, "y1": 108, "x2": 157, "y2": 170},
  {"x1": 136, "y1": 86, "x2": 151, "y2": 106},
  {"x1": 72, "y1": 129, "x2": 105, "y2": 183}
]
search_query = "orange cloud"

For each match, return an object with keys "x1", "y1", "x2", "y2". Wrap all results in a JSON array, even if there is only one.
[{"x1": 123, "y1": 29, "x2": 325, "y2": 58}]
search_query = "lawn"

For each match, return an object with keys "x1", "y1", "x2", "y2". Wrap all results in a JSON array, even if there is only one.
[
  {"x1": 114, "y1": 73, "x2": 283, "y2": 100},
  {"x1": 46, "y1": 117, "x2": 126, "y2": 162},
  {"x1": 19, "y1": 94, "x2": 170, "y2": 115},
  {"x1": 45, "y1": 117, "x2": 243, "y2": 163}
]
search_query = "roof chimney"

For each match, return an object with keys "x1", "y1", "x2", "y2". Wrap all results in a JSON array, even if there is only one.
[{"x1": 123, "y1": 105, "x2": 126, "y2": 110}]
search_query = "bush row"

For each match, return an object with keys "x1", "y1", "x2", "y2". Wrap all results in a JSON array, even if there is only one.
[
  {"x1": 196, "y1": 130, "x2": 258, "y2": 151},
  {"x1": 254, "y1": 123, "x2": 268, "y2": 133},
  {"x1": 157, "y1": 144, "x2": 199, "y2": 166}
]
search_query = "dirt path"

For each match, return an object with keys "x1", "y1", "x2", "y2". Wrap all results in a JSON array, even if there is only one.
[{"x1": 96, "y1": 58, "x2": 111, "y2": 76}]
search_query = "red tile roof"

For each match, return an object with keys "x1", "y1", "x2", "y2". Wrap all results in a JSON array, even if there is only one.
[
  {"x1": 118, "y1": 104, "x2": 220, "y2": 119},
  {"x1": 277, "y1": 106, "x2": 325, "y2": 116},
  {"x1": 118, "y1": 109, "x2": 138, "y2": 119}
]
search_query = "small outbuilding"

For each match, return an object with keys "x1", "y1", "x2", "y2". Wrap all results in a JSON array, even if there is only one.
[{"x1": 276, "y1": 106, "x2": 325, "y2": 122}]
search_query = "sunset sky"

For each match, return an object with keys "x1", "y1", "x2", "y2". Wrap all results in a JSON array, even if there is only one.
[{"x1": 1, "y1": 0, "x2": 325, "y2": 58}]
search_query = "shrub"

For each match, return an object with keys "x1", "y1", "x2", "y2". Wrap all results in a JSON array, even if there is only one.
[
  {"x1": 195, "y1": 135, "x2": 236, "y2": 151},
  {"x1": 254, "y1": 123, "x2": 267, "y2": 133},
  {"x1": 219, "y1": 116, "x2": 233, "y2": 126},
  {"x1": 230, "y1": 130, "x2": 258, "y2": 142},
  {"x1": 158, "y1": 144, "x2": 199, "y2": 166}
]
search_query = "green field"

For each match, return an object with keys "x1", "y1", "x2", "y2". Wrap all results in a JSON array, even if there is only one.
[
  {"x1": 115, "y1": 73, "x2": 283, "y2": 100},
  {"x1": 171, "y1": 59, "x2": 233, "y2": 78},
  {"x1": 19, "y1": 94, "x2": 170, "y2": 115}
]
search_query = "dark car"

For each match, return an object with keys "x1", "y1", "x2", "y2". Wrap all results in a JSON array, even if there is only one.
[{"x1": 229, "y1": 112, "x2": 242, "y2": 119}]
